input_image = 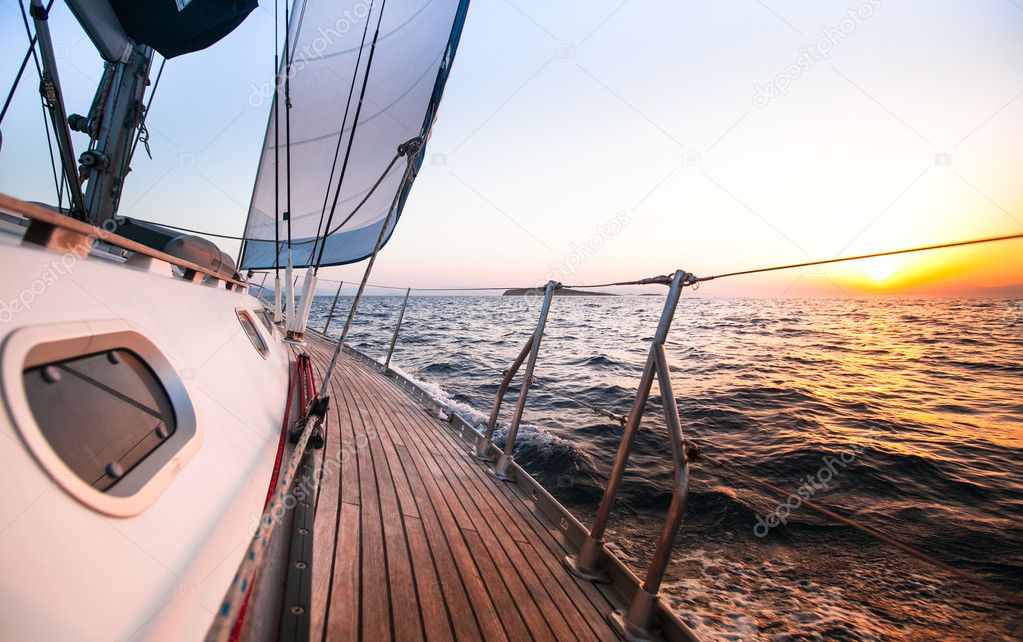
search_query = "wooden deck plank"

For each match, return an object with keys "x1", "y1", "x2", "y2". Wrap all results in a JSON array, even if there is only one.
[
  {"x1": 305, "y1": 350, "x2": 360, "y2": 642},
  {"x1": 306, "y1": 351, "x2": 342, "y2": 642},
  {"x1": 347, "y1": 354, "x2": 617, "y2": 636},
  {"x1": 298, "y1": 336, "x2": 622, "y2": 642},
  {"x1": 361, "y1": 395, "x2": 425, "y2": 642},
  {"x1": 386, "y1": 421, "x2": 536, "y2": 642},
  {"x1": 337, "y1": 362, "x2": 392, "y2": 642},
  {"x1": 327, "y1": 501, "x2": 360, "y2": 642},
  {"x1": 318, "y1": 350, "x2": 486, "y2": 642},
  {"x1": 394, "y1": 443, "x2": 487, "y2": 642},
  {"x1": 341, "y1": 360, "x2": 512, "y2": 642},
  {"x1": 343, "y1": 355, "x2": 613, "y2": 642},
  {"x1": 406, "y1": 395, "x2": 619, "y2": 642},
  {"x1": 404, "y1": 515, "x2": 456, "y2": 642},
  {"x1": 380, "y1": 393, "x2": 569, "y2": 642},
  {"x1": 404, "y1": 442, "x2": 584, "y2": 642}
]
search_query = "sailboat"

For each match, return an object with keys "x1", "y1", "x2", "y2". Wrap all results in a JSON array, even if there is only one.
[{"x1": 0, "y1": 1, "x2": 700, "y2": 641}]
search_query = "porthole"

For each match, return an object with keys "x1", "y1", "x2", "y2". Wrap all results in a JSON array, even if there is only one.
[
  {"x1": 2, "y1": 321, "x2": 199, "y2": 516},
  {"x1": 236, "y1": 309, "x2": 269, "y2": 358},
  {"x1": 257, "y1": 307, "x2": 275, "y2": 336}
]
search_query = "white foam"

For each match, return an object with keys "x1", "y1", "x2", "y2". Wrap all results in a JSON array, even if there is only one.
[
  {"x1": 389, "y1": 363, "x2": 491, "y2": 428},
  {"x1": 662, "y1": 549, "x2": 892, "y2": 641},
  {"x1": 388, "y1": 363, "x2": 580, "y2": 456}
]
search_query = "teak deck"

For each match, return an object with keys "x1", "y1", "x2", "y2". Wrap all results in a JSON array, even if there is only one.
[{"x1": 295, "y1": 333, "x2": 622, "y2": 641}]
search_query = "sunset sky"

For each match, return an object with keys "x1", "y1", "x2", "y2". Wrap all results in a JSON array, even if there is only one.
[{"x1": 1, "y1": 0, "x2": 1021, "y2": 295}]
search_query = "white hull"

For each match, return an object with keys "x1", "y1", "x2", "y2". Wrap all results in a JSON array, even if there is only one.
[{"x1": 0, "y1": 237, "x2": 290, "y2": 640}]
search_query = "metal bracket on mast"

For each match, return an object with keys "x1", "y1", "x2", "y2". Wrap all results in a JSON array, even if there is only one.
[{"x1": 83, "y1": 43, "x2": 154, "y2": 227}]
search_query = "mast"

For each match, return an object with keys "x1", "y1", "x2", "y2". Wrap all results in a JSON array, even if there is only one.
[{"x1": 79, "y1": 45, "x2": 154, "y2": 226}]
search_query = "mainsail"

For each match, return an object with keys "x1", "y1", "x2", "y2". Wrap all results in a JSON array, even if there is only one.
[{"x1": 239, "y1": 0, "x2": 470, "y2": 270}]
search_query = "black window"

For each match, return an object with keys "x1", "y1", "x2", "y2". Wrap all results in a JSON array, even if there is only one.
[
  {"x1": 23, "y1": 349, "x2": 177, "y2": 492},
  {"x1": 237, "y1": 309, "x2": 269, "y2": 357}
]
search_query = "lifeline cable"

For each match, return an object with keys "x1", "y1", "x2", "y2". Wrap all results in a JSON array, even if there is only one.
[
  {"x1": 464, "y1": 351, "x2": 1020, "y2": 605},
  {"x1": 133, "y1": 149, "x2": 403, "y2": 247},
  {"x1": 694, "y1": 232, "x2": 1023, "y2": 283}
]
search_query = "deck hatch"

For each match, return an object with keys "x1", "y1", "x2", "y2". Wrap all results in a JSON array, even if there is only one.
[
  {"x1": 2, "y1": 321, "x2": 200, "y2": 516},
  {"x1": 23, "y1": 349, "x2": 176, "y2": 492}
]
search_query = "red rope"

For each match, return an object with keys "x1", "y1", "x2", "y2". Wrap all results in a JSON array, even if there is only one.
[
  {"x1": 264, "y1": 357, "x2": 302, "y2": 509},
  {"x1": 304, "y1": 354, "x2": 316, "y2": 402},
  {"x1": 230, "y1": 356, "x2": 304, "y2": 641},
  {"x1": 297, "y1": 355, "x2": 309, "y2": 416}
]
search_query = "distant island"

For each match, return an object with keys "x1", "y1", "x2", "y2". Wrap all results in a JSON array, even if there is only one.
[{"x1": 503, "y1": 287, "x2": 616, "y2": 296}]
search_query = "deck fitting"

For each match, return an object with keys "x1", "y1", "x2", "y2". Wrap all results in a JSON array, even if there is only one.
[{"x1": 562, "y1": 553, "x2": 611, "y2": 584}]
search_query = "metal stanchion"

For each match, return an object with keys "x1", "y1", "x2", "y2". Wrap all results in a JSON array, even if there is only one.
[
  {"x1": 475, "y1": 335, "x2": 534, "y2": 460},
  {"x1": 383, "y1": 287, "x2": 411, "y2": 371},
  {"x1": 493, "y1": 281, "x2": 558, "y2": 481},
  {"x1": 323, "y1": 281, "x2": 343, "y2": 334},
  {"x1": 564, "y1": 270, "x2": 694, "y2": 642}
]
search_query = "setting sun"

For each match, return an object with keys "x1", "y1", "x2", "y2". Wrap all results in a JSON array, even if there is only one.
[{"x1": 860, "y1": 255, "x2": 904, "y2": 282}]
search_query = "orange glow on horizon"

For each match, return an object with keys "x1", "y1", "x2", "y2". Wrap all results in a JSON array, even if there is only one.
[{"x1": 832, "y1": 242, "x2": 1022, "y2": 295}]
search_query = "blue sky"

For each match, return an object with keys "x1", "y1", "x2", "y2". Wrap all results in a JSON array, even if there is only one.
[{"x1": 2, "y1": 0, "x2": 1021, "y2": 295}]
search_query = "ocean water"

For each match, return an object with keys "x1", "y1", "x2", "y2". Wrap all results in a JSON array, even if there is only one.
[{"x1": 305, "y1": 294, "x2": 1022, "y2": 641}]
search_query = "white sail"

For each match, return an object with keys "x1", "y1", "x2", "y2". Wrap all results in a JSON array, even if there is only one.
[{"x1": 239, "y1": 0, "x2": 470, "y2": 269}]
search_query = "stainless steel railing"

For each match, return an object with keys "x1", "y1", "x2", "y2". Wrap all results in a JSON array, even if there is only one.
[
  {"x1": 307, "y1": 270, "x2": 698, "y2": 641},
  {"x1": 384, "y1": 287, "x2": 411, "y2": 371},
  {"x1": 562, "y1": 270, "x2": 694, "y2": 640}
]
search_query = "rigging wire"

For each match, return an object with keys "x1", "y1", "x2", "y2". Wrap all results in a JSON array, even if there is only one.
[
  {"x1": 694, "y1": 232, "x2": 1023, "y2": 283},
  {"x1": 283, "y1": 0, "x2": 294, "y2": 250},
  {"x1": 273, "y1": 0, "x2": 281, "y2": 274},
  {"x1": 314, "y1": 0, "x2": 391, "y2": 269},
  {"x1": 109, "y1": 52, "x2": 158, "y2": 217},
  {"x1": 0, "y1": 41, "x2": 35, "y2": 128},
  {"x1": 308, "y1": 0, "x2": 378, "y2": 269},
  {"x1": 15, "y1": 0, "x2": 62, "y2": 206},
  {"x1": 0, "y1": 0, "x2": 54, "y2": 127},
  {"x1": 319, "y1": 150, "x2": 401, "y2": 241}
]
